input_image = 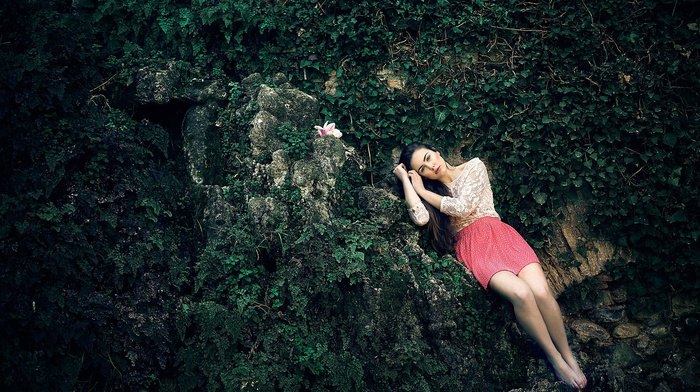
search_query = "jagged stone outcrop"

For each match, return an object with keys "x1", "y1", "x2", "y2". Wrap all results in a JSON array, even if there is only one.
[
  {"x1": 248, "y1": 84, "x2": 319, "y2": 158},
  {"x1": 291, "y1": 137, "x2": 346, "y2": 198},
  {"x1": 199, "y1": 185, "x2": 236, "y2": 241},
  {"x1": 242, "y1": 77, "x2": 351, "y2": 228},
  {"x1": 350, "y1": 187, "x2": 404, "y2": 230},
  {"x1": 247, "y1": 196, "x2": 289, "y2": 231},
  {"x1": 257, "y1": 85, "x2": 319, "y2": 129},
  {"x1": 135, "y1": 61, "x2": 228, "y2": 105},
  {"x1": 134, "y1": 61, "x2": 230, "y2": 236},
  {"x1": 542, "y1": 201, "x2": 636, "y2": 296},
  {"x1": 182, "y1": 101, "x2": 224, "y2": 185},
  {"x1": 250, "y1": 110, "x2": 285, "y2": 158},
  {"x1": 135, "y1": 62, "x2": 178, "y2": 105}
]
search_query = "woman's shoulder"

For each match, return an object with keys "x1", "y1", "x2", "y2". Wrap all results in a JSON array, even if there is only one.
[
  {"x1": 455, "y1": 157, "x2": 481, "y2": 167},
  {"x1": 446, "y1": 158, "x2": 485, "y2": 183},
  {"x1": 459, "y1": 157, "x2": 484, "y2": 172},
  {"x1": 464, "y1": 157, "x2": 488, "y2": 173},
  {"x1": 451, "y1": 158, "x2": 485, "y2": 182},
  {"x1": 465, "y1": 157, "x2": 483, "y2": 166}
]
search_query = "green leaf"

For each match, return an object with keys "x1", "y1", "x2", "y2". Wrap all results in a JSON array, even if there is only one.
[
  {"x1": 532, "y1": 191, "x2": 547, "y2": 205},
  {"x1": 662, "y1": 133, "x2": 677, "y2": 147},
  {"x1": 435, "y1": 108, "x2": 448, "y2": 124}
]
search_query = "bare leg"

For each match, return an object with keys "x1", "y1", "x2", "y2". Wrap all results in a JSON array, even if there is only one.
[
  {"x1": 489, "y1": 270, "x2": 585, "y2": 390},
  {"x1": 518, "y1": 264, "x2": 587, "y2": 388}
]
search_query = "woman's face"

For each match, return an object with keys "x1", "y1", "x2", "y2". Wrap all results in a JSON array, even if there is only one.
[{"x1": 409, "y1": 148, "x2": 445, "y2": 180}]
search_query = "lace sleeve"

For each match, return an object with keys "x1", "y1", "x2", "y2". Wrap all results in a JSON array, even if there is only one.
[
  {"x1": 439, "y1": 159, "x2": 488, "y2": 217},
  {"x1": 407, "y1": 202, "x2": 430, "y2": 226}
]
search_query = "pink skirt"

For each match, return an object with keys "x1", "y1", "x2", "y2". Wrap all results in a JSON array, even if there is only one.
[{"x1": 454, "y1": 216, "x2": 540, "y2": 290}]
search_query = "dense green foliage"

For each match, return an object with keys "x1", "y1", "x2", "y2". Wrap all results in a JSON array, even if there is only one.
[{"x1": 1, "y1": 0, "x2": 698, "y2": 390}]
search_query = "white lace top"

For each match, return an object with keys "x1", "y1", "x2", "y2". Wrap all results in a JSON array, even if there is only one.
[{"x1": 407, "y1": 158, "x2": 500, "y2": 232}]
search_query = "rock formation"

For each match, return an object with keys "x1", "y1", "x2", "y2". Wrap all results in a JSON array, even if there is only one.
[{"x1": 133, "y1": 63, "x2": 700, "y2": 391}]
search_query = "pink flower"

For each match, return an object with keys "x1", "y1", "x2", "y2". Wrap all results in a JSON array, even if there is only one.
[{"x1": 315, "y1": 121, "x2": 342, "y2": 138}]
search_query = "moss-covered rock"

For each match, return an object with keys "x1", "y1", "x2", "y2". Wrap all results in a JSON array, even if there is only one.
[{"x1": 183, "y1": 101, "x2": 224, "y2": 185}]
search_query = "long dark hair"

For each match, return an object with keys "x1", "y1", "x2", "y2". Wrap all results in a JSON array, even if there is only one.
[{"x1": 398, "y1": 142, "x2": 455, "y2": 254}]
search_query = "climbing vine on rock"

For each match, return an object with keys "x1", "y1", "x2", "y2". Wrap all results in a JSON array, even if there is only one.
[{"x1": 1, "y1": 0, "x2": 699, "y2": 390}]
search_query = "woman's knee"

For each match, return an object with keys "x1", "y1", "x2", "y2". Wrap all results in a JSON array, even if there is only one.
[
  {"x1": 490, "y1": 271, "x2": 537, "y2": 305},
  {"x1": 518, "y1": 264, "x2": 555, "y2": 302},
  {"x1": 530, "y1": 284, "x2": 554, "y2": 303},
  {"x1": 508, "y1": 282, "x2": 536, "y2": 306}
]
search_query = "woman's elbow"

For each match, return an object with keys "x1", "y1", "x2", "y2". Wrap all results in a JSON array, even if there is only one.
[{"x1": 411, "y1": 216, "x2": 429, "y2": 226}]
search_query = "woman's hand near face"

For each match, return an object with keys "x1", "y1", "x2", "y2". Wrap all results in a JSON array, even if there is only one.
[
  {"x1": 407, "y1": 170, "x2": 424, "y2": 192},
  {"x1": 393, "y1": 163, "x2": 409, "y2": 181},
  {"x1": 394, "y1": 164, "x2": 425, "y2": 192},
  {"x1": 407, "y1": 171, "x2": 443, "y2": 209},
  {"x1": 395, "y1": 163, "x2": 441, "y2": 210}
]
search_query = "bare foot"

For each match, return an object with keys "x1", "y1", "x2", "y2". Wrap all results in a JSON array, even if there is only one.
[
  {"x1": 564, "y1": 356, "x2": 587, "y2": 389},
  {"x1": 552, "y1": 360, "x2": 584, "y2": 390}
]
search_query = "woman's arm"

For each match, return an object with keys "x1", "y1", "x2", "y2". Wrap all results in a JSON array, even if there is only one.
[
  {"x1": 395, "y1": 165, "x2": 422, "y2": 208},
  {"x1": 407, "y1": 171, "x2": 444, "y2": 209},
  {"x1": 394, "y1": 164, "x2": 433, "y2": 226}
]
